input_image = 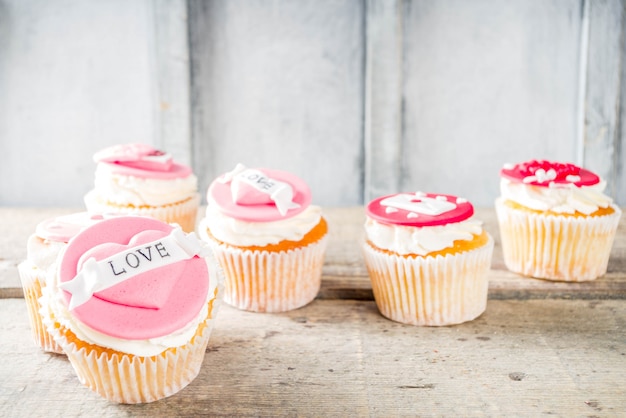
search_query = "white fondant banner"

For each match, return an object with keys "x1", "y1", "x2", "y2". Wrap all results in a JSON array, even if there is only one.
[
  {"x1": 232, "y1": 167, "x2": 300, "y2": 216},
  {"x1": 60, "y1": 228, "x2": 209, "y2": 310}
]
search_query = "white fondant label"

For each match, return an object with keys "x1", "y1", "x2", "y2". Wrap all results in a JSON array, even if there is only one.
[
  {"x1": 380, "y1": 193, "x2": 456, "y2": 216},
  {"x1": 60, "y1": 228, "x2": 209, "y2": 310},
  {"x1": 231, "y1": 167, "x2": 300, "y2": 216}
]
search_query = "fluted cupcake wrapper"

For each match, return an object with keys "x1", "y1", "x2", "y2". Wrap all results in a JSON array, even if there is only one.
[
  {"x1": 363, "y1": 236, "x2": 494, "y2": 326},
  {"x1": 17, "y1": 261, "x2": 64, "y2": 354},
  {"x1": 84, "y1": 191, "x2": 200, "y2": 233},
  {"x1": 207, "y1": 237, "x2": 328, "y2": 313},
  {"x1": 495, "y1": 199, "x2": 622, "y2": 282},
  {"x1": 44, "y1": 295, "x2": 220, "y2": 404}
]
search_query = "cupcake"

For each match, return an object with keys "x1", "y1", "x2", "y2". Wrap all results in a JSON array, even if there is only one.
[
  {"x1": 17, "y1": 212, "x2": 108, "y2": 353},
  {"x1": 84, "y1": 143, "x2": 200, "y2": 232},
  {"x1": 363, "y1": 192, "x2": 494, "y2": 326},
  {"x1": 495, "y1": 159, "x2": 622, "y2": 281},
  {"x1": 41, "y1": 216, "x2": 222, "y2": 403},
  {"x1": 197, "y1": 164, "x2": 328, "y2": 312}
]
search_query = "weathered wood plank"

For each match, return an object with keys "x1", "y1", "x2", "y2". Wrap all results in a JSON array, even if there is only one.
[
  {"x1": 581, "y1": 0, "x2": 624, "y2": 198},
  {"x1": 188, "y1": 0, "x2": 365, "y2": 206},
  {"x1": 2, "y1": 207, "x2": 625, "y2": 301},
  {"x1": 364, "y1": 0, "x2": 404, "y2": 202},
  {"x1": 152, "y1": 0, "x2": 193, "y2": 166},
  {"x1": 401, "y1": 0, "x2": 584, "y2": 206},
  {"x1": 1, "y1": 298, "x2": 625, "y2": 416},
  {"x1": 0, "y1": 0, "x2": 162, "y2": 207}
]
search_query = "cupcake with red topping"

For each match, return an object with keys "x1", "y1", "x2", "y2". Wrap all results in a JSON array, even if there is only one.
[
  {"x1": 84, "y1": 143, "x2": 200, "y2": 232},
  {"x1": 18, "y1": 212, "x2": 109, "y2": 353},
  {"x1": 197, "y1": 164, "x2": 328, "y2": 312},
  {"x1": 495, "y1": 159, "x2": 622, "y2": 281},
  {"x1": 363, "y1": 192, "x2": 494, "y2": 326},
  {"x1": 41, "y1": 216, "x2": 222, "y2": 403}
]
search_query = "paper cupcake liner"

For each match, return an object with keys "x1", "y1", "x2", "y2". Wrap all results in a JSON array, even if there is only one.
[
  {"x1": 363, "y1": 236, "x2": 494, "y2": 326},
  {"x1": 45, "y1": 295, "x2": 220, "y2": 404},
  {"x1": 495, "y1": 199, "x2": 622, "y2": 281},
  {"x1": 17, "y1": 261, "x2": 64, "y2": 354},
  {"x1": 207, "y1": 236, "x2": 328, "y2": 313},
  {"x1": 84, "y1": 191, "x2": 200, "y2": 232}
]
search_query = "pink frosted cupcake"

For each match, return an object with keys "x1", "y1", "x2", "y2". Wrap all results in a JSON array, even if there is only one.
[
  {"x1": 84, "y1": 143, "x2": 200, "y2": 232},
  {"x1": 198, "y1": 164, "x2": 328, "y2": 313},
  {"x1": 363, "y1": 192, "x2": 494, "y2": 326},
  {"x1": 41, "y1": 216, "x2": 222, "y2": 403},
  {"x1": 495, "y1": 159, "x2": 622, "y2": 281},
  {"x1": 18, "y1": 212, "x2": 109, "y2": 353}
]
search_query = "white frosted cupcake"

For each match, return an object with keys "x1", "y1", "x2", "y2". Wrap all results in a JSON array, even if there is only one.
[
  {"x1": 495, "y1": 159, "x2": 622, "y2": 281},
  {"x1": 41, "y1": 216, "x2": 222, "y2": 403},
  {"x1": 198, "y1": 164, "x2": 328, "y2": 313},
  {"x1": 84, "y1": 143, "x2": 200, "y2": 232},
  {"x1": 363, "y1": 192, "x2": 494, "y2": 326},
  {"x1": 18, "y1": 212, "x2": 109, "y2": 353}
]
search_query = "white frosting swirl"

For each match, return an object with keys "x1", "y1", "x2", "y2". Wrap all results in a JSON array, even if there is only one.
[
  {"x1": 200, "y1": 205, "x2": 322, "y2": 247},
  {"x1": 89, "y1": 163, "x2": 198, "y2": 206},
  {"x1": 41, "y1": 249, "x2": 221, "y2": 357},
  {"x1": 500, "y1": 178, "x2": 613, "y2": 215},
  {"x1": 365, "y1": 218, "x2": 483, "y2": 256},
  {"x1": 26, "y1": 234, "x2": 66, "y2": 272}
]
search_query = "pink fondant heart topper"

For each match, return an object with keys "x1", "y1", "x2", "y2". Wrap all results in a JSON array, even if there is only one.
[
  {"x1": 93, "y1": 143, "x2": 192, "y2": 179},
  {"x1": 59, "y1": 216, "x2": 210, "y2": 340},
  {"x1": 500, "y1": 159, "x2": 600, "y2": 187},
  {"x1": 208, "y1": 165, "x2": 311, "y2": 222},
  {"x1": 367, "y1": 192, "x2": 474, "y2": 227}
]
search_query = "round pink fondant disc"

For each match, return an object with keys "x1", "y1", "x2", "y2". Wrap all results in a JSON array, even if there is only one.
[
  {"x1": 208, "y1": 168, "x2": 311, "y2": 222},
  {"x1": 100, "y1": 161, "x2": 192, "y2": 179},
  {"x1": 59, "y1": 216, "x2": 209, "y2": 340},
  {"x1": 36, "y1": 212, "x2": 106, "y2": 243},
  {"x1": 500, "y1": 160, "x2": 599, "y2": 187},
  {"x1": 366, "y1": 193, "x2": 474, "y2": 227}
]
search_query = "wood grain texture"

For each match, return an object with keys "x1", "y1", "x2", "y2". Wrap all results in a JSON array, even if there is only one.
[
  {"x1": 364, "y1": 0, "x2": 404, "y2": 202},
  {"x1": 2, "y1": 1, "x2": 626, "y2": 208},
  {"x1": 2, "y1": 207, "x2": 625, "y2": 301},
  {"x1": 582, "y1": 0, "x2": 624, "y2": 198},
  {"x1": 401, "y1": 0, "x2": 584, "y2": 206},
  {"x1": 152, "y1": 0, "x2": 193, "y2": 166},
  {"x1": 1, "y1": 298, "x2": 625, "y2": 416},
  {"x1": 188, "y1": 0, "x2": 365, "y2": 206},
  {"x1": 0, "y1": 0, "x2": 160, "y2": 206}
]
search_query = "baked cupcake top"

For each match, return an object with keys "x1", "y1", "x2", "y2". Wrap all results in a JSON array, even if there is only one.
[
  {"x1": 90, "y1": 143, "x2": 198, "y2": 206},
  {"x1": 49, "y1": 216, "x2": 215, "y2": 356},
  {"x1": 202, "y1": 164, "x2": 322, "y2": 247},
  {"x1": 499, "y1": 159, "x2": 613, "y2": 215},
  {"x1": 365, "y1": 192, "x2": 483, "y2": 256}
]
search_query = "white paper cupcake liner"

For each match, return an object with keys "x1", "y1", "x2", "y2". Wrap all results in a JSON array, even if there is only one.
[
  {"x1": 17, "y1": 261, "x2": 64, "y2": 354},
  {"x1": 363, "y1": 236, "x2": 494, "y2": 326},
  {"x1": 84, "y1": 191, "x2": 200, "y2": 232},
  {"x1": 45, "y1": 296, "x2": 219, "y2": 404},
  {"x1": 40, "y1": 248, "x2": 224, "y2": 404},
  {"x1": 495, "y1": 199, "x2": 622, "y2": 281},
  {"x1": 207, "y1": 237, "x2": 328, "y2": 313}
]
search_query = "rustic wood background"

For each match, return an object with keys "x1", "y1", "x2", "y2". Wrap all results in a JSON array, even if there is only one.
[{"x1": 1, "y1": 0, "x2": 624, "y2": 208}]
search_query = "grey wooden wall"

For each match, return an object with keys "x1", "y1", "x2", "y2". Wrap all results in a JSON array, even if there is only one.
[{"x1": 1, "y1": 0, "x2": 624, "y2": 208}]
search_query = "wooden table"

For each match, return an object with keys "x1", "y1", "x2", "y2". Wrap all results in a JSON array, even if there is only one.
[{"x1": 1, "y1": 207, "x2": 625, "y2": 417}]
